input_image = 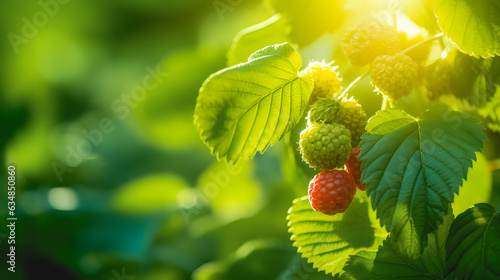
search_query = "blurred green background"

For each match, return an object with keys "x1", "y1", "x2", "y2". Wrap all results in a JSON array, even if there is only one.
[{"x1": 0, "y1": 0, "x2": 499, "y2": 279}]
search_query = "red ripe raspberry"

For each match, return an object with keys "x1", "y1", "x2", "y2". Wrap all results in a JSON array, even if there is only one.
[
  {"x1": 308, "y1": 170, "x2": 356, "y2": 215},
  {"x1": 346, "y1": 148, "x2": 365, "y2": 191}
]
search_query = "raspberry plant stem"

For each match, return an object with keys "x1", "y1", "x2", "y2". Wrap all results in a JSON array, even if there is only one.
[
  {"x1": 338, "y1": 71, "x2": 369, "y2": 99},
  {"x1": 381, "y1": 95, "x2": 388, "y2": 110},
  {"x1": 388, "y1": 99, "x2": 394, "y2": 108},
  {"x1": 391, "y1": 7, "x2": 397, "y2": 32},
  {"x1": 401, "y1": 33, "x2": 444, "y2": 55}
]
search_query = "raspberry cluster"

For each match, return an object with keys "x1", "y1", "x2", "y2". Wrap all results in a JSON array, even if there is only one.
[
  {"x1": 299, "y1": 95, "x2": 367, "y2": 215},
  {"x1": 299, "y1": 59, "x2": 370, "y2": 215},
  {"x1": 343, "y1": 19, "x2": 420, "y2": 100},
  {"x1": 299, "y1": 19, "x2": 440, "y2": 215}
]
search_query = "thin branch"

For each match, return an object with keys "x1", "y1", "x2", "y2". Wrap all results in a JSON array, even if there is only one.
[
  {"x1": 338, "y1": 71, "x2": 369, "y2": 99},
  {"x1": 402, "y1": 33, "x2": 445, "y2": 55}
]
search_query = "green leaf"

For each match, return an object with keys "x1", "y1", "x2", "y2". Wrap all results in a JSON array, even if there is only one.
[
  {"x1": 112, "y1": 174, "x2": 189, "y2": 215},
  {"x1": 445, "y1": 203, "x2": 500, "y2": 279},
  {"x1": 287, "y1": 192, "x2": 387, "y2": 276},
  {"x1": 227, "y1": 15, "x2": 290, "y2": 66},
  {"x1": 434, "y1": 0, "x2": 500, "y2": 58},
  {"x1": 451, "y1": 52, "x2": 500, "y2": 107},
  {"x1": 402, "y1": 0, "x2": 440, "y2": 33},
  {"x1": 341, "y1": 208, "x2": 453, "y2": 280},
  {"x1": 360, "y1": 108, "x2": 486, "y2": 258},
  {"x1": 479, "y1": 86, "x2": 500, "y2": 132},
  {"x1": 265, "y1": 0, "x2": 345, "y2": 46},
  {"x1": 194, "y1": 43, "x2": 313, "y2": 164},
  {"x1": 221, "y1": 240, "x2": 297, "y2": 280}
]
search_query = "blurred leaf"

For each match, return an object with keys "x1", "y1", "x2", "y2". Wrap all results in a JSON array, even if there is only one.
[
  {"x1": 194, "y1": 43, "x2": 313, "y2": 164},
  {"x1": 7, "y1": 118, "x2": 56, "y2": 180},
  {"x1": 196, "y1": 161, "x2": 262, "y2": 222},
  {"x1": 445, "y1": 203, "x2": 500, "y2": 279},
  {"x1": 141, "y1": 267, "x2": 187, "y2": 280},
  {"x1": 265, "y1": 0, "x2": 345, "y2": 46},
  {"x1": 227, "y1": 15, "x2": 290, "y2": 66},
  {"x1": 479, "y1": 86, "x2": 500, "y2": 132},
  {"x1": 134, "y1": 47, "x2": 226, "y2": 149},
  {"x1": 435, "y1": 0, "x2": 500, "y2": 58},
  {"x1": 341, "y1": 209, "x2": 453, "y2": 280},
  {"x1": 402, "y1": 0, "x2": 440, "y2": 33},
  {"x1": 112, "y1": 174, "x2": 189, "y2": 215},
  {"x1": 450, "y1": 52, "x2": 500, "y2": 107},
  {"x1": 196, "y1": 181, "x2": 295, "y2": 258},
  {"x1": 287, "y1": 192, "x2": 387, "y2": 276},
  {"x1": 452, "y1": 152, "x2": 492, "y2": 215},
  {"x1": 221, "y1": 240, "x2": 296, "y2": 280},
  {"x1": 277, "y1": 255, "x2": 340, "y2": 280},
  {"x1": 192, "y1": 261, "x2": 226, "y2": 280},
  {"x1": 78, "y1": 213, "x2": 164, "y2": 259},
  {"x1": 360, "y1": 108, "x2": 486, "y2": 258}
]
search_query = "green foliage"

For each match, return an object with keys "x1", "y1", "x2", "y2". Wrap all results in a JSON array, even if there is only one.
[
  {"x1": 287, "y1": 192, "x2": 387, "y2": 276},
  {"x1": 112, "y1": 174, "x2": 189, "y2": 215},
  {"x1": 479, "y1": 86, "x2": 500, "y2": 132},
  {"x1": 359, "y1": 108, "x2": 486, "y2": 258},
  {"x1": 451, "y1": 52, "x2": 500, "y2": 107},
  {"x1": 434, "y1": 0, "x2": 500, "y2": 58},
  {"x1": 341, "y1": 209, "x2": 453, "y2": 280},
  {"x1": 227, "y1": 15, "x2": 290, "y2": 66},
  {"x1": 445, "y1": 203, "x2": 500, "y2": 279},
  {"x1": 265, "y1": 0, "x2": 345, "y2": 46},
  {"x1": 221, "y1": 240, "x2": 296, "y2": 280},
  {"x1": 194, "y1": 43, "x2": 313, "y2": 164},
  {"x1": 402, "y1": 0, "x2": 440, "y2": 33}
]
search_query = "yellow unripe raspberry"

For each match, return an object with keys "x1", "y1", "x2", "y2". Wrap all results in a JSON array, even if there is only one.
[{"x1": 301, "y1": 61, "x2": 342, "y2": 105}]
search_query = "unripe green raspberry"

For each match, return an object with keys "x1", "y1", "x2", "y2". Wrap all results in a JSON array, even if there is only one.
[
  {"x1": 423, "y1": 54, "x2": 455, "y2": 100},
  {"x1": 307, "y1": 97, "x2": 366, "y2": 147},
  {"x1": 307, "y1": 97, "x2": 342, "y2": 124},
  {"x1": 300, "y1": 61, "x2": 342, "y2": 105},
  {"x1": 299, "y1": 122, "x2": 352, "y2": 169},
  {"x1": 343, "y1": 18, "x2": 400, "y2": 66},
  {"x1": 338, "y1": 98, "x2": 366, "y2": 147},
  {"x1": 371, "y1": 53, "x2": 418, "y2": 100}
]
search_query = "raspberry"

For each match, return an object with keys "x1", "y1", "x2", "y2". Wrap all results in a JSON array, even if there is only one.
[
  {"x1": 308, "y1": 169, "x2": 356, "y2": 215},
  {"x1": 299, "y1": 122, "x2": 352, "y2": 170},
  {"x1": 307, "y1": 97, "x2": 342, "y2": 124},
  {"x1": 307, "y1": 97, "x2": 366, "y2": 147},
  {"x1": 338, "y1": 98, "x2": 366, "y2": 147},
  {"x1": 343, "y1": 18, "x2": 400, "y2": 66},
  {"x1": 370, "y1": 53, "x2": 418, "y2": 100},
  {"x1": 300, "y1": 61, "x2": 342, "y2": 105},
  {"x1": 345, "y1": 147, "x2": 365, "y2": 191},
  {"x1": 423, "y1": 54, "x2": 455, "y2": 100}
]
